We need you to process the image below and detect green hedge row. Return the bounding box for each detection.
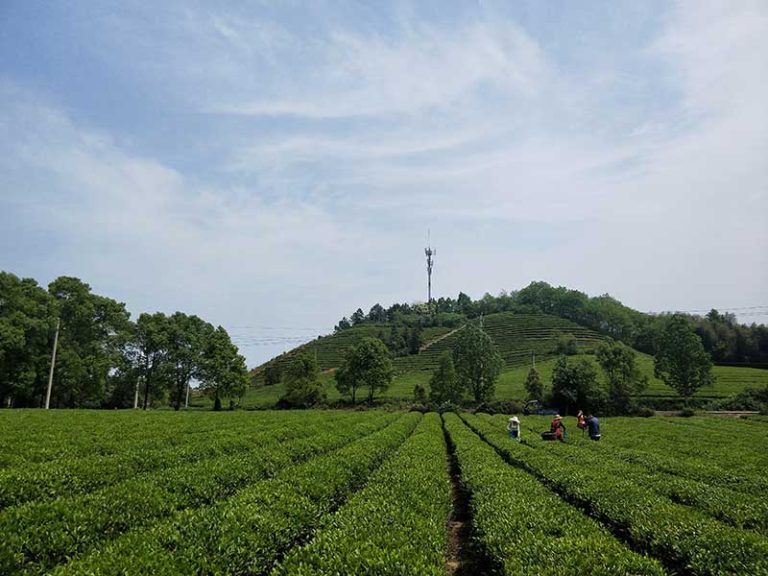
[442,413,664,575]
[54,412,422,576]
[0,412,364,510]
[0,412,396,575]
[273,412,451,575]
[465,414,768,576]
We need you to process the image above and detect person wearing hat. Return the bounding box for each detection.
[550,414,567,442]
[506,416,521,442]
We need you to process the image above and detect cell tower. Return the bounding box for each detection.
[425,231,435,305]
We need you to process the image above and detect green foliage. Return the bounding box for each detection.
[48,276,132,408]
[274,414,449,576]
[596,341,648,414]
[429,352,461,405]
[0,412,399,575]
[523,366,543,400]
[263,364,282,386]
[197,326,248,410]
[0,272,55,407]
[335,337,394,404]
[464,414,768,575]
[444,413,665,575]
[555,333,578,355]
[706,385,768,411]
[654,314,715,405]
[453,323,503,403]
[413,383,427,403]
[51,413,418,576]
[550,355,604,414]
[280,354,325,407]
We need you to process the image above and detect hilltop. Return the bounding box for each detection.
[247,282,768,408]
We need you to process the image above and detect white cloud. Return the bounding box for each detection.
[2,1,767,364]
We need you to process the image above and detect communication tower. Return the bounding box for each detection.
[425,232,435,305]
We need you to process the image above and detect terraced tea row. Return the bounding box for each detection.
[443,413,664,575]
[0,413,397,575]
[272,413,451,576]
[0,412,369,509]
[464,414,768,575]
[53,413,421,576]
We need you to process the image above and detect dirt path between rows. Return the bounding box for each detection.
[443,421,489,576]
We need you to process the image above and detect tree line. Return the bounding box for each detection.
[0,272,248,409]
[334,281,768,365]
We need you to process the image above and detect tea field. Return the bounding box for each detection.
[0,410,766,575]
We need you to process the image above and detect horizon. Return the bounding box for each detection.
[2,1,766,366]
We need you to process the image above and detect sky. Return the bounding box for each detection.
[1,0,766,367]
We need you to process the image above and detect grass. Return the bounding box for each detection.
[236,354,768,409]
[240,311,767,408]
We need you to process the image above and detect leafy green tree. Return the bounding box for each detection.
[407,324,422,355]
[555,333,578,355]
[429,352,462,404]
[596,341,648,413]
[263,364,281,386]
[413,384,427,403]
[334,337,393,404]
[0,272,55,407]
[198,326,249,411]
[334,317,351,332]
[524,366,544,401]
[280,354,325,407]
[654,314,714,405]
[368,303,388,323]
[166,313,213,410]
[453,323,503,403]
[48,276,131,408]
[550,356,604,414]
[350,308,365,325]
[131,312,171,409]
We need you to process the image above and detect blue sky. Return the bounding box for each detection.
[1,0,766,366]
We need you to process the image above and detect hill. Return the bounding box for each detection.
[251,312,606,380]
[245,283,768,409]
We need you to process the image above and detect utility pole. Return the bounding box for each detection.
[45,318,61,409]
[425,231,435,308]
[133,376,141,409]
[185,380,191,409]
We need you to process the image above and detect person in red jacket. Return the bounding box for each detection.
[550,415,567,442]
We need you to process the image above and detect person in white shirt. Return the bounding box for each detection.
[507,416,521,442]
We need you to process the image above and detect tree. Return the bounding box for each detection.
[334,317,351,332]
[48,276,131,408]
[550,356,604,415]
[368,303,388,323]
[429,352,462,404]
[0,272,55,407]
[334,337,393,404]
[165,313,212,410]
[654,314,714,405]
[413,384,427,403]
[131,312,171,409]
[524,366,544,401]
[350,308,365,326]
[407,324,422,355]
[452,323,503,403]
[280,354,325,407]
[263,364,281,386]
[198,326,249,411]
[555,334,578,355]
[596,341,648,413]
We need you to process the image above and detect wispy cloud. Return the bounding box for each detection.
[1,1,766,364]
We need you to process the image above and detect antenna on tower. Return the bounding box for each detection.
[424,230,435,309]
